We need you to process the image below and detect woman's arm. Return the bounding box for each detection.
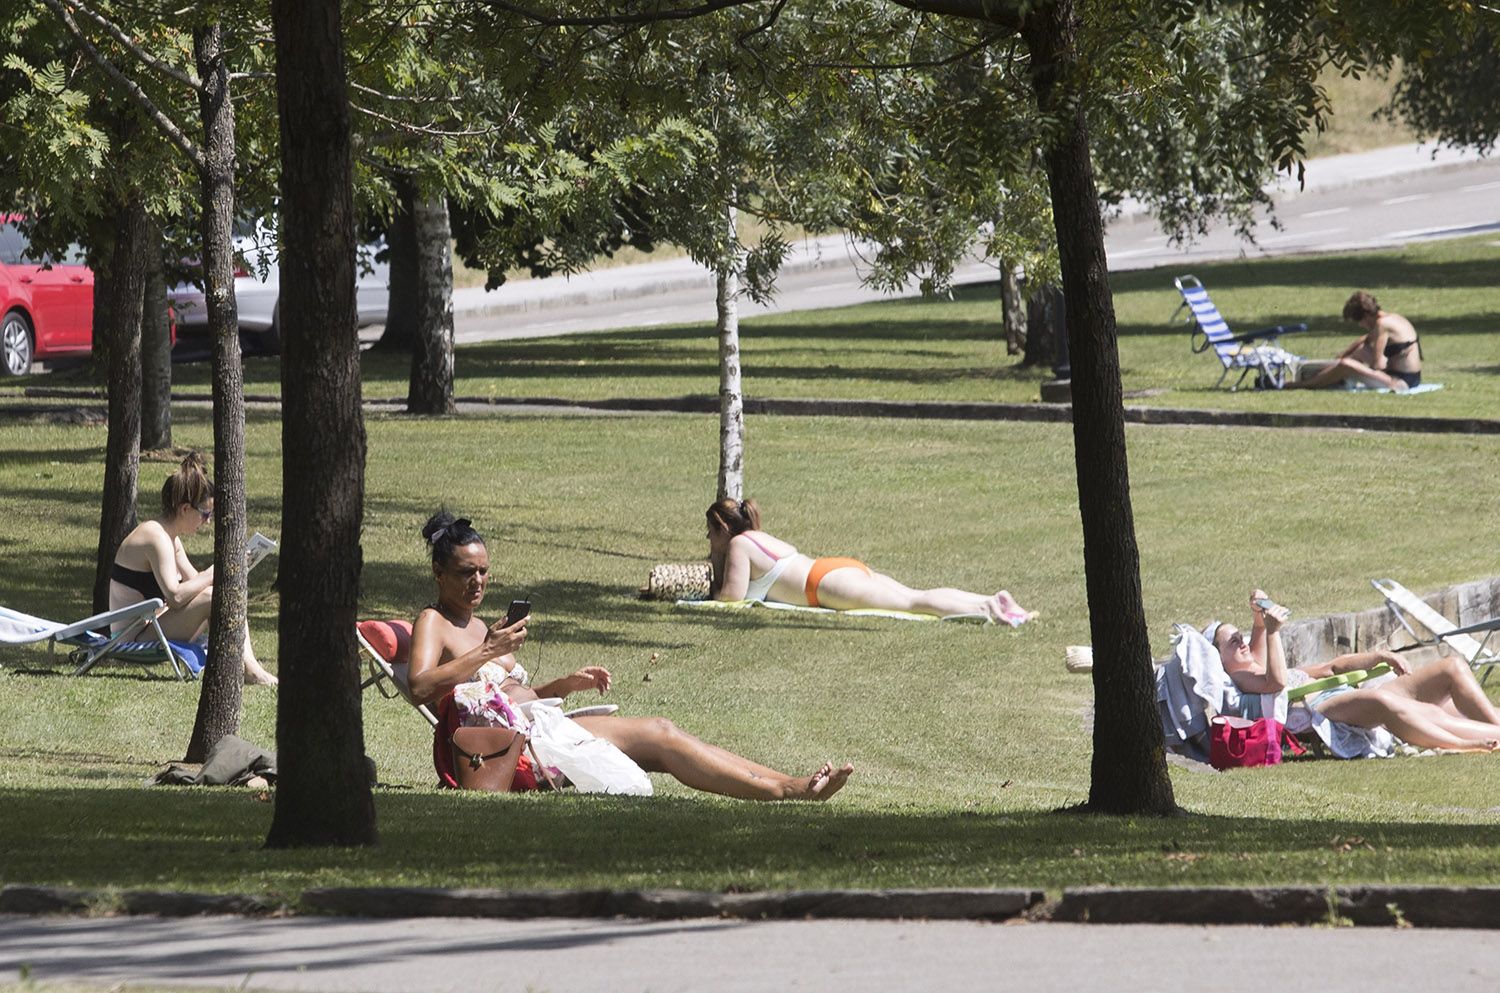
[1367,325,1390,371]
[533,666,612,699]
[712,536,751,601]
[406,610,528,707]
[1296,649,1409,679]
[144,530,213,610]
[1233,592,1289,694]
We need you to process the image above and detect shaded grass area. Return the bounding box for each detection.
[0,408,1498,894]
[19,234,1493,422]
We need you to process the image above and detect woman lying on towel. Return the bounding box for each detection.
[108,451,276,685]
[407,511,853,800]
[1209,589,1499,753]
[705,498,1036,625]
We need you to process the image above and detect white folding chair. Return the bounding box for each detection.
[1371,578,1500,684]
[0,598,196,679]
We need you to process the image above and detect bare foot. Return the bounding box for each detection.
[244,663,278,687]
[991,591,1038,627]
[790,761,853,801]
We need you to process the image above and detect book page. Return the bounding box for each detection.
[246,531,278,573]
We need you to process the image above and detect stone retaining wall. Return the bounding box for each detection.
[1280,575,1500,667]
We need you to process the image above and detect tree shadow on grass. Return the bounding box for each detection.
[4,785,1498,895]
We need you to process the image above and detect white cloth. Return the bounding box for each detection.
[525,703,653,796]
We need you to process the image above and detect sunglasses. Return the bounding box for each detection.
[1220,629,1246,651]
[196,505,213,522]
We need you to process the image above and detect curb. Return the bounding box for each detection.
[1055,885,1500,929]
[7,883,1500,928]
[13,388,1500,436]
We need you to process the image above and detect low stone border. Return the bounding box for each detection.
[10,882,1500,928]
[1055,885,1500,929]
[16,386,1500,436]
[302,886,1044,922]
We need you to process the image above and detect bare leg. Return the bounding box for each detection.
[242,622,277,686]
[814,569,1002,618]
[157,589,213,642]
[1319,691,1499,752]
[1288,356,1405,391]
[1385,656,1498,724]
[574,716,853,801]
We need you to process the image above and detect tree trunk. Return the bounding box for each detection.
[1025,0,1176,816]
[185,22,247,764]
[90,196,148,617]
[999,261,1026,356]
[140,216,173,451]
[406,187,455,414]
[716,203,744,502]
[1022,283,1055,368]
[267,0,377,848]
[372,174,418,353]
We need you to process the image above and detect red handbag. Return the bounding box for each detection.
[1209,715,1304,770]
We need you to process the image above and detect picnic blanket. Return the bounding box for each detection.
[674,598,991,623]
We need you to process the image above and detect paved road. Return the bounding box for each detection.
[5,915,1498,992]
[448,144,1500,343]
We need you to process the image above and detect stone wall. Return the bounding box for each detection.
[1280,576,1500,667]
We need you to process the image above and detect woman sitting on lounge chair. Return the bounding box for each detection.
[705,498,1036,625]
[109,452,276,685]
[1208,589,1499,752]
[407,511,853,800]
[1288,291,1422,391]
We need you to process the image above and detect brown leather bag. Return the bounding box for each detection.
[450,726,527,792]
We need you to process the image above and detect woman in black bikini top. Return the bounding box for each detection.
[107,451,277,685]
[1289,290,1422,391]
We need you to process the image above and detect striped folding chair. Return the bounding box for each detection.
[1172,275,1309,390]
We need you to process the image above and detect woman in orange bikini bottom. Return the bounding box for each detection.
[706,499,1037,625]
[803,557,871,608]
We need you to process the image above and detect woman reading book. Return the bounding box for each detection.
[108,451,277,685]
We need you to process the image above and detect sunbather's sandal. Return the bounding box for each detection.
[563,703,620,719]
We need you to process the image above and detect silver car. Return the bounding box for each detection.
[169,219,389,354]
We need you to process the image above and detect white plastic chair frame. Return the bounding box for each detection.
[1371,578,1500,685]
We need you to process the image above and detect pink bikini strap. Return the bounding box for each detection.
[743,532,780,561]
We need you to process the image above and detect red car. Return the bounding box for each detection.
[0,215,96,376]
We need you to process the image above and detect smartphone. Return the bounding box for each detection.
[1253,597,1288,617]
[505,598,531,627]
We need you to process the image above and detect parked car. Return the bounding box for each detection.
[0,215,94,376]
[1,214,180,377]
[168,218,390,354]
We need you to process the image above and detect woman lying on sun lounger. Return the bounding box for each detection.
[108,452,276,685]
[705,498,1036,625]
[1208,588,1499,753]
[1287,291,1422,391]
[407,511,853,800]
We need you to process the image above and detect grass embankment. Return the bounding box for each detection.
[1,406,1497,896]
[23,234,1492,422]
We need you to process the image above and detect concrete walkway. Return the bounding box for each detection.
[4,915,1498,993]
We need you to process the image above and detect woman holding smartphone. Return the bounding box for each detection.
[407,511,854,800]
[1206,588,1499,752]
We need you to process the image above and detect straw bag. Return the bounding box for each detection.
[640,562,713,601]
[450,726,527,791]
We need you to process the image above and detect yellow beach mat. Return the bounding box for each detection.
[673,599,993,624]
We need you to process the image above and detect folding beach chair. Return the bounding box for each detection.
[1172,275,1309,390]
[1371,578,1500,684]
[357,619,438,727]
[0,598,202,679]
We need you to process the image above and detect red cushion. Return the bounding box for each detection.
[357,619,413,664]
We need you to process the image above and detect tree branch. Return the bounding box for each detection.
[65,0,204,91]
[350,100,515,137]
[350,80,464,105]
[481,0,768,28]
[887,0,1024,33]
[38,0,205,170]
[806,30,1003,70]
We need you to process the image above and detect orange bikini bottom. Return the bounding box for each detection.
[804,557,871,608]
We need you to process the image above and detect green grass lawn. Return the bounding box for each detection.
[1,402,1497,898]
[20,234,1493,423]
